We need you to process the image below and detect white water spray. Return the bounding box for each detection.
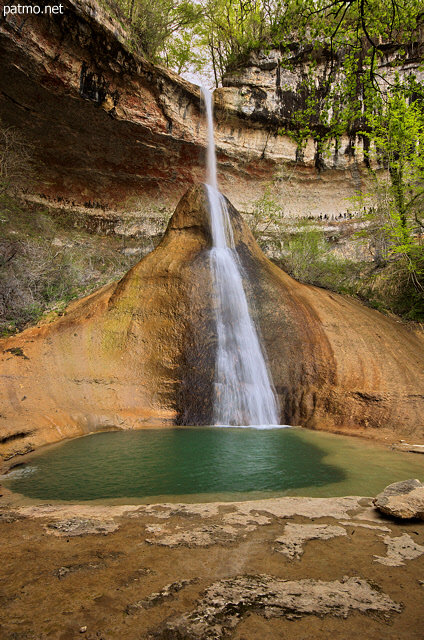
[202,87,279,426]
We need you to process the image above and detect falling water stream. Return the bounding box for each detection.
[202,87,279,426]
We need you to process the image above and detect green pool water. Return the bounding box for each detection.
[3,427,424,503]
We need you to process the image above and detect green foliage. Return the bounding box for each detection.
[363,84,424,231]
[196,0,267,84]
[353,81,424,311]
[247,187,423,320]
[272,1,423,150]
[104,0,203,70]
[270,0,422,56]
[247,186,283,242]
[285,221,332,284]
[162,30,205,75]
[246,190,364,294]
[282,220,361,291]
[354,248,424,320]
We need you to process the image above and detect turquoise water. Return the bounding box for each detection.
[3,427,424,503]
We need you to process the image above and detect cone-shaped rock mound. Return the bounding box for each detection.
[1,185,424,461]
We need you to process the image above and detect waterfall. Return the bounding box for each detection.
[201,87,279,427]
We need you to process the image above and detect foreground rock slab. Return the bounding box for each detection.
[151,574,401,639]
[1,495,423,640]
[374,533,424,567]
[373,479,424,520]
[274,523,347,559]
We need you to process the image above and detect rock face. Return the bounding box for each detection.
[373,480,424,520]
[0,0,395,222]
[220,47,424,131]
[215,45,424,218]
[1,184,424,463]
[0,0,205,213]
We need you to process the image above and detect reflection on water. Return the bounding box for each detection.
[3,427,424,503]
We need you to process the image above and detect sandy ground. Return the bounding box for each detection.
[0,489,423,640]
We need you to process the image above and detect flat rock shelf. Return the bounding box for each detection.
[1,492,424,640]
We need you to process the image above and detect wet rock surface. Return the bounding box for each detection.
[373,533,424,567]
[0,495,423,640]
[373,479,424,520]
[145,523,239,548]
[126,579,196,614]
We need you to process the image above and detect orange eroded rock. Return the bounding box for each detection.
[1,185,423,464]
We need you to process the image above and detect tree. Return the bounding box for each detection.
[271,0,423,76]
[198,0,266,84]
[359,83,424,295]
[106,0,203,65]
[188,0,424,86]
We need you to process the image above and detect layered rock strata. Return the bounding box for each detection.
[0,0,204,213]
[0,0,409,222]
[1,184,423,464]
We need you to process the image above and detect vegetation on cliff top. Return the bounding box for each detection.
[105,0,423,82]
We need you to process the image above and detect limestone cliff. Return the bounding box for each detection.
[0,0,407,223]
[1,184,423,465]
[0,0,205,215]
[215,44,424,218]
